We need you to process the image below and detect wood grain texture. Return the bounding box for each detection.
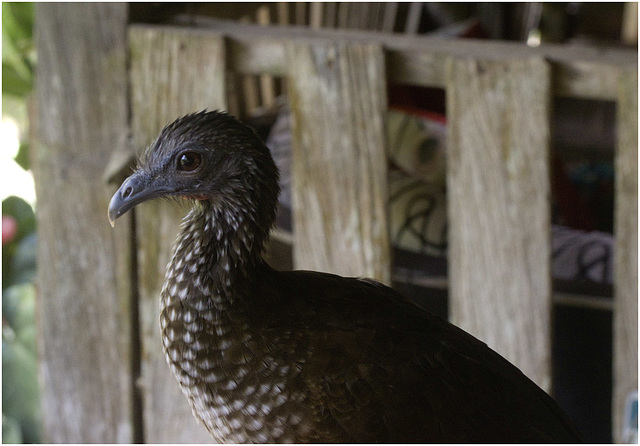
[446,57,553,392]
[287,41,391,284]
[33,3,132,442]
[612,69,638,443]
[163,18,637,100]
[129,26,227,443]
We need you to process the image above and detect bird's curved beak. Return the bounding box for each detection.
[108,171,169,227]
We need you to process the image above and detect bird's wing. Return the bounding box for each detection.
[252,266,583,443]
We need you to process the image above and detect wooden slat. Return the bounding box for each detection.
[381,3,399,32]
[309,2,323,29]
[239,16,261,115]
[446,57,553,392]
[33,3,133,442]
[367,2,382,30]
[337,2,350,28]
[622,2,638,45]
[128,26,227,443]
[256,6,277,109]
[163,18,637,100]
[287,41,391,284]
[612,69,638,443]
[276,2,289,25]
[295,2,307,25]
[323,2,337,28]
[405,2,423,34]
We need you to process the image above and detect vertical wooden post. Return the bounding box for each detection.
[128,26,227,443]
[446,57,553,391]
[287,42,391,284]
[33,4,132,442]
[612,69,638,443]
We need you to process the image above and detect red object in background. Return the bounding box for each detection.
[2,215,18,245]
[551,152,597,231]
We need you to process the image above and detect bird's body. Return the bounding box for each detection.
[109,111,583,443]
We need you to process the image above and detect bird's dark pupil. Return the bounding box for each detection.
[178,152,201,171]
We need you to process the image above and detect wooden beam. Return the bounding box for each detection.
[405,2,423,34]
[33,3,132,442]
[256,5,277,109]
[612,69,638,444]
[287,41,391,284]
[160,17,636,100]
[446,57,553,392]
[128,26,227,443]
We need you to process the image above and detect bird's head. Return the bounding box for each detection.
[108,110,280,228]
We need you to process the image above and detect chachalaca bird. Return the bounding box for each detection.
[108,110,583,443]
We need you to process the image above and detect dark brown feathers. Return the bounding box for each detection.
[109,110,583,443]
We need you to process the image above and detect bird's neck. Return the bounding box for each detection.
[159,200,270,421]
[162,200,268,311]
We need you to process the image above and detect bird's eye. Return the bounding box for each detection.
[177,152,202,172]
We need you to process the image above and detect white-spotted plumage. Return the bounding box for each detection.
[109,111,584,443]
[159,203,309,443]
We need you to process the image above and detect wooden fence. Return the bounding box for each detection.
[33,3,636,443]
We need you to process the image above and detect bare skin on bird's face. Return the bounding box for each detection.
[109,110,584,443]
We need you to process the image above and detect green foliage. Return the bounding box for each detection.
[3,196,36,290]
[2,2,35,100]
[2,331,42,443]
[3,283,37,354]
[14,141,30,171]
[3,5,39,442]
[2,196,35,243]
[3,414,23,444]
[3,2,35,171]
[3,196,40,444]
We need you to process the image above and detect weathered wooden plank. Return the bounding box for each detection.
[381,3,399,32]
[446,57,553,392]
[162,18,637,100]
[405,2,423,34]
[129,26,227,443]
[287,41,391,284]
[612,69,638,444]
[256,5,277,109]
[33,3,132,442]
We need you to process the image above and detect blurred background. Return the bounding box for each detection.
[2,2,39,443]
[2,2,636,444]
